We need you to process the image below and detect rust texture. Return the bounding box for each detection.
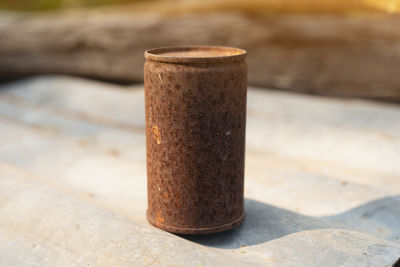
[144,46,247,234]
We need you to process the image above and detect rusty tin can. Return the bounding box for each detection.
[144,45,247,234]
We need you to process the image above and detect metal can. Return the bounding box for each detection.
[144,45,247,234]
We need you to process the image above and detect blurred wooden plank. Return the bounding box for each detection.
[2,11,400,100]
[2,0,400,13]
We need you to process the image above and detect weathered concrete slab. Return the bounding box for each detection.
[0,75,399,266]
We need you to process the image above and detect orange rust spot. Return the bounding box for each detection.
[107,148,120,157]
[79,138,89,147]
[156,210,164,224]
[151,125,162,144]
[163,192,169,198]
[85,192,95,198]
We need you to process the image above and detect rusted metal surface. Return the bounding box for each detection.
[144,46,247,234]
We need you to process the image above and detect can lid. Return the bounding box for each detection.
[145,45,246,64]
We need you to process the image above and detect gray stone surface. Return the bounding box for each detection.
[0,75,399,266]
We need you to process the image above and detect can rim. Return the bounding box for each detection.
[145,45,247,64]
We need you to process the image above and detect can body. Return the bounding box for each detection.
[144,46,247,234]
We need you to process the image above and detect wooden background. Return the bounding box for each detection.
[1,0,400,100]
